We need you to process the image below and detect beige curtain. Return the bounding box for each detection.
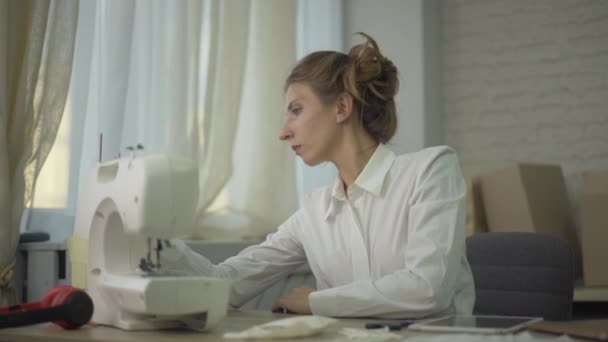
[0,0,78,305]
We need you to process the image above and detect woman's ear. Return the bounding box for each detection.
[335,92,353,123]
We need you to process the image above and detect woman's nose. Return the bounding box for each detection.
[279,123,292,141]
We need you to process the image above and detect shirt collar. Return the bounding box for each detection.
[354,144,396,197]
[324,144,396,220]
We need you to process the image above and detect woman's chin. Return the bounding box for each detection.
[300,155,323,167]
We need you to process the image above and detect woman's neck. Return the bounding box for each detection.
[334,131,378,190]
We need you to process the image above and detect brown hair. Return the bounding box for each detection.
[285,33,399,143]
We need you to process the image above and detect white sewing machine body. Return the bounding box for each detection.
[75,154,231,331]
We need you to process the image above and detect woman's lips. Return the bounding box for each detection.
[291,145,301,153]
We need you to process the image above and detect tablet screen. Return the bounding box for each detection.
[423,316,535,329]
[409,315,543,334]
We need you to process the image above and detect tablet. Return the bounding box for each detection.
[408,315,543,334]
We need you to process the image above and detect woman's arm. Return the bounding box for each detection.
[162,212,308,308]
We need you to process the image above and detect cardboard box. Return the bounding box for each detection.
[465,176,487,236]
[479,164,581,263]
[581,171,608,286]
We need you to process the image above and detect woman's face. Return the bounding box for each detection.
[280,82,340,166]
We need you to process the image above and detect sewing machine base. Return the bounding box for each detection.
[90,274,231,331]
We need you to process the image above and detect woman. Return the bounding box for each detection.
[168,33,475,319]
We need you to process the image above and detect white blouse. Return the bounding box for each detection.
[170,144,475,319]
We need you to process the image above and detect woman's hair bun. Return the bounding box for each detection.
[344,32,399,104]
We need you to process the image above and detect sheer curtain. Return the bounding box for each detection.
[66,0,302,242]
[71,0,251,240]
[197,0,299,240]
[0,0,78,305]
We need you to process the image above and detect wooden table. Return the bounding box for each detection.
[0,310,583,341]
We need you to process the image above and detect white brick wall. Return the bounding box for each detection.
[442,0,608,229]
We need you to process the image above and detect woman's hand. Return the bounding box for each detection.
[271,286,315,315]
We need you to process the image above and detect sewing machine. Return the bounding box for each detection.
[72,153,231,331]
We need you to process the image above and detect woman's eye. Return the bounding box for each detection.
[292,108,302,115]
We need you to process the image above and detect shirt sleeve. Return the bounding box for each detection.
[163,211,306,307]
[309,148,468,318]
[219,212,308,307]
